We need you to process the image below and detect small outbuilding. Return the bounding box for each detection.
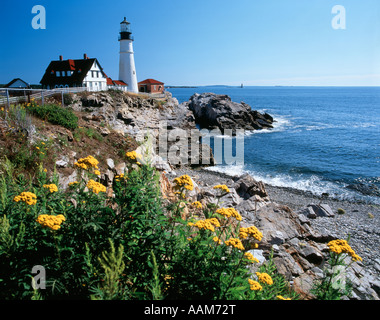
[4,78,31,89]
[138,79,164,94]
[4,78,31,97]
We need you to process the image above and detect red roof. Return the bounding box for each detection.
[68,59,75,70]
[138,78,164,85]
[113,80,127,86]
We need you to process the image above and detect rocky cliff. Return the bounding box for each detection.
[3,89,377,300]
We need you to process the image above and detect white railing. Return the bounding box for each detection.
[0,86,167,107]
[0,87,92,107]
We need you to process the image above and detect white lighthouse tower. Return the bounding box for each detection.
[119,17,138,93]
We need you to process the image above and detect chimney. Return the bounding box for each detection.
[59,55,63,61]
[84,53,88,59]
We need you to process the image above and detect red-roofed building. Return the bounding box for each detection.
[40,54,109,91]
[138,79,164,94]
[105,76,128,91]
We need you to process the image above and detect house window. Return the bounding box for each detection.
[56,71,61,77]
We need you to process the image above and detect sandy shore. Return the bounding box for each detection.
[172,167,380,276]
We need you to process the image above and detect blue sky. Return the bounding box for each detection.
[0,0,379,86]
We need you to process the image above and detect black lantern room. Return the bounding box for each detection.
[119,17,134,41]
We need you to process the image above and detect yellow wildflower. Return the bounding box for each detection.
[173,175,194,191]
[13,192,37,206]
[43,184,58,193]
[256,272,273,285]
[94,170,101,176]
[327,239,362,262]
[36,214,66,231]
[74,155,99,171]
[248,279,262,291]
[213,236,222,245]
[68,181,79,187]
[191,201,202,209]
[188,218,220,232]
[239,226,263,241]
[213,184,230,194]
[225,238,245,251]
[86,179,106,194]
[125,151,142,162]
[277,295,292,300]
[244,252,259,263]
[216,208,242,221]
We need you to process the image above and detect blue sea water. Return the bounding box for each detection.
[169,86,380,204]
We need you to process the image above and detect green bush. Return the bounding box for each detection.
[0,156,298,300]
[337,208,346,215]
[27,101,78,130]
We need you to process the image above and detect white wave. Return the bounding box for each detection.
[204,165,380,204]
[205,165,246,177]
[246,114,292,135]
[292,122,377,132]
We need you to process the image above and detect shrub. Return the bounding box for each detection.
[26,101,78,130]
[337,208,346,215]
[0,156,299,300]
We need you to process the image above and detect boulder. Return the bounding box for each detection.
[299,245,324,265]
[233,173,269,200]
[187,93,274,133]
[254,203,306,245]
[299,204,335,218]
[106,158,115,170]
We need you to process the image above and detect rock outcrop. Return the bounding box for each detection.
[176,169,380,300]
[184,92,274,132]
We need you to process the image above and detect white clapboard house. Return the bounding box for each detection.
[40,54,127,91]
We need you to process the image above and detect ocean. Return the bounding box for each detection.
[168,86,380,205]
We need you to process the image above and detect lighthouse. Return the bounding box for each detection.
[119,17,138,93]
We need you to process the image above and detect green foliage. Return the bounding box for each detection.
[73,126,103,142]
[0,156,302,300]
[27,101,78,130]
[311,251,353,300]
[90,239,126,300]
[337,208,346,215]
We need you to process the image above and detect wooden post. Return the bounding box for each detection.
[61,90,64,107]
[6,89,10,108]
[41,90,44,105]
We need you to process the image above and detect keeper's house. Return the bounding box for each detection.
[138,79,164,94]
[40,54,127,91]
